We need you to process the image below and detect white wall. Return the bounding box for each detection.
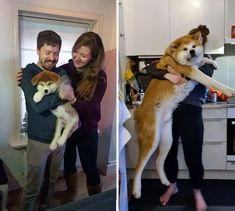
[0,0,116,179]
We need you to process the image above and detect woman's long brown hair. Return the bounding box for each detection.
[73,32,105,101]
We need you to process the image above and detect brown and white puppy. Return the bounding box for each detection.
[31,70,79,150]
[132,32,235,199]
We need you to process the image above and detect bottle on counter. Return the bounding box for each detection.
[211,91,217,103]
[136,89,144,105]
[139,89,144,101]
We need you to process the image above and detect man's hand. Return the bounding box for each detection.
[16,69,23,86]
[164,66,186,85]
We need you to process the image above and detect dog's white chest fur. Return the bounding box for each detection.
[160,80,197,115]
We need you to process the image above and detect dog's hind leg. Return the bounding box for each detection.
[156,118,173,186]
[57,116,77,146]
[133,117,161,199]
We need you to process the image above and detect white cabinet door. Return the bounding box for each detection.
[225,0,235,43]
[122,0,170,55]
[170,0,224,54]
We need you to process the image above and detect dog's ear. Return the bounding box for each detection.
[191,31,203,45]
[31,73,41,86]
[166,41,178,56]
[50,71,60,82]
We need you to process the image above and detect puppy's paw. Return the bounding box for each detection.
[49,142,58,151]
[57,137,66,146]
[33,92,44,103]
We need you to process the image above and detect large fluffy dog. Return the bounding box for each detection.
[31,70,79,150]
[132,32,235,198]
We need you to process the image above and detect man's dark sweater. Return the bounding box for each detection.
[21,63,66,143]
[60,59,107,133]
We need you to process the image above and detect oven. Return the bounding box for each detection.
[227,108,235,161]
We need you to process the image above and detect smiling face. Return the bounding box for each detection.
[37,43,60,70]
[72,46,92,70]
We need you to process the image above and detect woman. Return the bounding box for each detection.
[59,31,107,198]
[147,25,214,211]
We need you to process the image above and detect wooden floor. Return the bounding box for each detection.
[0,170,116,211]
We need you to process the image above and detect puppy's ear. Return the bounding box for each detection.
[166,41,177,56]
[51,72,60,82]
[191,32,203,44]
[31,74,41,85]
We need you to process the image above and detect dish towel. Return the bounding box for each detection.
[119,99,132,211]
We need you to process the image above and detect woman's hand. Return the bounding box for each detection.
[16,69,23,86]
[59,84,77,103]
[164,66,186,85]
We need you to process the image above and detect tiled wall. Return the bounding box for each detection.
[213,44,235,89]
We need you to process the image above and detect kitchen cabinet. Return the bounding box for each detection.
[178,107,227,170]
[122,0,224,56]
[170,0,224,54]
[225,0,235,43]
[125,105,228,178]
[122,0,170,55]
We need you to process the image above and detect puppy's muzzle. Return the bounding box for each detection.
[44,89,49,94]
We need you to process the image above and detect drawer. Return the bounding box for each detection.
[203,119,226,142]
[178,142,226,170]
[203,108,226,119]
[227,108,235,118]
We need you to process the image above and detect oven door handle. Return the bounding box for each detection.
[204,140,224,145]
[231,121,235,125]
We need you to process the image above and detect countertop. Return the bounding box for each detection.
[203,101,235,109]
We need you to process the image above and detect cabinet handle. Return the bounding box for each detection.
[231,121,235,125]
[203,141,224,145]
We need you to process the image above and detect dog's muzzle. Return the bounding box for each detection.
[190,49,196,57]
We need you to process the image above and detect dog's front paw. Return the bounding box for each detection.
[211,61,218,70]
[33,92,44,103]
[224,90,233,98]
[49,142,58,151]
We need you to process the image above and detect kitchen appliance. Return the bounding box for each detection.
[227,108,235,161]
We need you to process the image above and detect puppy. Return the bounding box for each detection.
[132,32,235,199]
[31,70,79,150]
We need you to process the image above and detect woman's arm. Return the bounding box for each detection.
[146,62,186,85]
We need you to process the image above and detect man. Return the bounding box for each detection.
[20,30,73,210]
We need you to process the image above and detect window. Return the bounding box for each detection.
[213,44,235,90]
[19,13,90,138]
